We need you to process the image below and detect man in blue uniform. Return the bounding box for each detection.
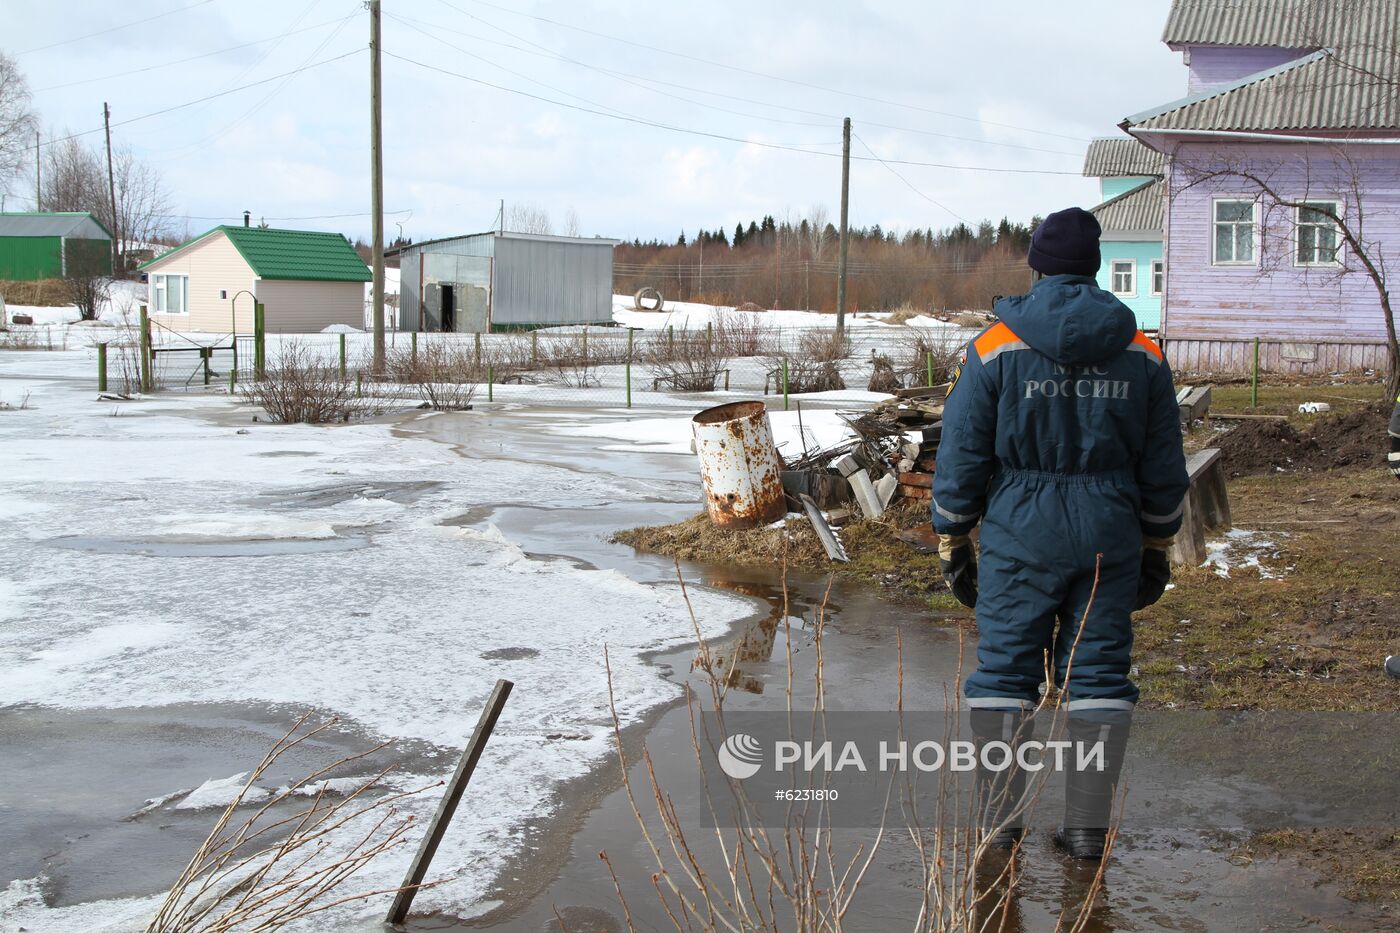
[933,207,1189,859]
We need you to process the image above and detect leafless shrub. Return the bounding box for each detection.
[645,327,729,391]
[145,713,437,933]
[0,327,47,350]
[711,309,775,358]
[535,330,610,388]
[797,327,852,363]
[868,354,901,394]
[898,329,962,386]
[386,340,478,410]
[241,341,388,424]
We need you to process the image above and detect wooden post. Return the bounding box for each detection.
[1251,336,1260,408]
[487,364,493,402]
[926,351,934,387]
[96,343,108,392]
[668,324,674,357]
[706,321,712,351]
[385,679,513,926]
[836,116,851,336]
[253,302,266,380]
[474,331,482,369]
[782,357,790,411]
[411,330,418,362]
[369,0,386,373]
[530,330,538,366]
[582,326,589,364]
[138,305,152,393]
[625,327,633,408]
[339,333,347,379]
[355,370,362,397]
[202,347,211,386]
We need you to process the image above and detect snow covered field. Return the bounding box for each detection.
[0,347,754,929]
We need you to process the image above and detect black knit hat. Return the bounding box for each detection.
[1028,207,1102,277]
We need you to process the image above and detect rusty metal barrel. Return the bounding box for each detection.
[692,401,787,529]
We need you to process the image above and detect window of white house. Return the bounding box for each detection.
[1213,199,1257,265]
[1110,260,1136,296]
[1296,201,1341,266]
[152,274,189,314]
[1151,260,1164,296]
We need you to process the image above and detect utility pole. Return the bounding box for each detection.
[34,129,41,209]
[836,117,851,335]
[499,198,504,234]
[369,0,386,372]
[103,102,120,276]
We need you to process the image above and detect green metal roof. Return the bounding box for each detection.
[141,226,371,282]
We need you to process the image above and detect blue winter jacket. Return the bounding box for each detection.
[932,274,1189,540]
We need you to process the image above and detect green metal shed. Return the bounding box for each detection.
[0,212,113,280]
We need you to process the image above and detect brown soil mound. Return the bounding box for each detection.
[1218,401,1391,477]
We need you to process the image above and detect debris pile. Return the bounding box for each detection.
[778,383,946,526]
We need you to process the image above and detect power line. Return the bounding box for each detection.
[853,131,966,224]
[385,51,1083,176]
[32,14,358,92]
[419,4,1083,158]
[18,0,216,56]
[447,0,1090,144]
[35,49,363,152]
[147,7,361,159]
[385,14,838,150]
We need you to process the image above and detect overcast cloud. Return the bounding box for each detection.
[6,0,1183,243]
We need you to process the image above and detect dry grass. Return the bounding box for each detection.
[0,278,71,307]
[597,558,1112,931]
[146,713,437,932]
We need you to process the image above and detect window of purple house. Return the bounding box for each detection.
[1296,201,1342,266]
[1213,199,1257,265]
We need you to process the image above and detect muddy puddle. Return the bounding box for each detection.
[406,408,1394,933]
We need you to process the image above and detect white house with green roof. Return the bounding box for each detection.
[139,225,370,333]
[1083,138,1166,330]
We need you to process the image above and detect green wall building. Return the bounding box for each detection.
[0,212,113,281]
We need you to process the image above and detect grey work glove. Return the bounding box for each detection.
[939,533,978,609]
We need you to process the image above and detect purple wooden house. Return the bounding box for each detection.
[1121,0,1400,375]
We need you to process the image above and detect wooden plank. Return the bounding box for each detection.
[386,679,513,926]
[895,382,951,400]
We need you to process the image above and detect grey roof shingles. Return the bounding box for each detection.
[1091,180,1164,235]
[0,212,112,240]
[1082,138,1166,177]
[1131,0,1400,132]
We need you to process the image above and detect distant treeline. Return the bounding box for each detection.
[614,214,1042,313]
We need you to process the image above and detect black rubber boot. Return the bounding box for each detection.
[970,708,1030,850]
[1055,710,1132,861]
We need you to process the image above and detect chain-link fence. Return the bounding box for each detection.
[217,322,974,411]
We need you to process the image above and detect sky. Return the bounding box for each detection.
[5,0,1184,244]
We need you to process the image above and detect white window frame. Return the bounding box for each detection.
[1294,199,1343,268]
[1150,259,1164,296]
[1211,197,1259,266]
[152,273,189,314]
[1110,259,1137,297]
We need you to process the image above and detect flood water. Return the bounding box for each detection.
[407,406,1394,933]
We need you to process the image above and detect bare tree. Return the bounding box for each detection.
[563,206,581,238]
[38,134,105,215]
[39,135,173,273]
[506,202,552,235]
[111,144,174,271]
[0,52,36,200]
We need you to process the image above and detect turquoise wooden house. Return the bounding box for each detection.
[1083,139,1165,330]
